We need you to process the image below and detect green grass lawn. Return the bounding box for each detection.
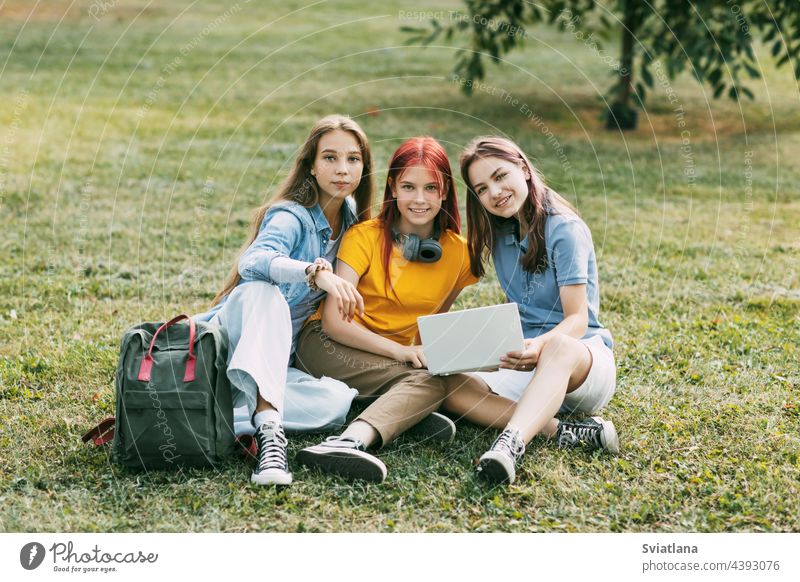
[1,0,798,532]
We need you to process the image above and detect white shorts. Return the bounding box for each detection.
[472,335,616,415]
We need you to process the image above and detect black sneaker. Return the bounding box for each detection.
[555,416,619,454]
[251,421,292,486]
[405,412,456,443]
[476,428,526,485]
[296,436,387,483]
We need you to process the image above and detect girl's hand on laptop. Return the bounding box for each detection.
[394,345,427,369]
[500,337,545,371]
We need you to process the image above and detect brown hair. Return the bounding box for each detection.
[212,115,373,305]
[459,136,577,279]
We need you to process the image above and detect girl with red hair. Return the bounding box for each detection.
[293,136,477,482]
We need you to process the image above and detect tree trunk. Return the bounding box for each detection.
[606,0,639,130]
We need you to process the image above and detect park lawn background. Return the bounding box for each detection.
[0,0,798,532]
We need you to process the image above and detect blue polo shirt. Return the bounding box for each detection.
[492,211,613,349]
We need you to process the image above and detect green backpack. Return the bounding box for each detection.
[107,314,235,469]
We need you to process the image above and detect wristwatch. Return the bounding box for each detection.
[305,258,333,291]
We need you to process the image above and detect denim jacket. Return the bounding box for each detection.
[196,197,358,324]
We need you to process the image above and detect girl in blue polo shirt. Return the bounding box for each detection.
[443,136,619,485]
[196,115,373,486]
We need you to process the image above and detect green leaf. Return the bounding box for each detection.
[641,64,654,88]
[743,62,761,78]
[635,82,647,103]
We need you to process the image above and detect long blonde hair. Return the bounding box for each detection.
[212,115,373,305]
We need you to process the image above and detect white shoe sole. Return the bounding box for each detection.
[296,446,387,483]
[476,450,516,485]
[251,469,293,486]
[592,416,620,454]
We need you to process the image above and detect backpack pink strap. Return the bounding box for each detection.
[236,434,258,459]
[137,314,196,383]
[81,417,116,446]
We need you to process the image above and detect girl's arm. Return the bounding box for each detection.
[314,268,364,323]
[500,283,589,369]
[321,261,427,368]
[238,209,362,319]
[539,283,589,340]
[238,210,310,285]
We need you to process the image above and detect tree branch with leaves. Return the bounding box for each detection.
[403,0,800,130]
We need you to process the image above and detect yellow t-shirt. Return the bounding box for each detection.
[328,218,479,346]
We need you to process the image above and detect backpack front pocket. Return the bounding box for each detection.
[119,390,213,468]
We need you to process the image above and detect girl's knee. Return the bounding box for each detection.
[235,280,281,301]
[233,281,291,314]
[441,376,488,406]
[443,374,483,397]
[540,333,585,364]
[406,370,447,398]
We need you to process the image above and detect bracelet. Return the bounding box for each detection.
[305,258,332,291]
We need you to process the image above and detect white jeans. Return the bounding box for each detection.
[211,281,292,416]
[210,280,357,432]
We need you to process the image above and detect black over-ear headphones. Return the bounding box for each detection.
[392,221,442,263]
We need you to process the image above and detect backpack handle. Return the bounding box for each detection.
[137,314,196,383]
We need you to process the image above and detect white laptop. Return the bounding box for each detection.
[418,303,524,376]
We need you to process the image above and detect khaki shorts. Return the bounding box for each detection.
[472,335,616,415]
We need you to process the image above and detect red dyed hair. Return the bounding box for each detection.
[378,137,461,295]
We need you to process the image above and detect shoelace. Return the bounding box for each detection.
[558,423,601,448]
[256,424,288,472]
[491,429,525,460]
[323,436,365,450]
